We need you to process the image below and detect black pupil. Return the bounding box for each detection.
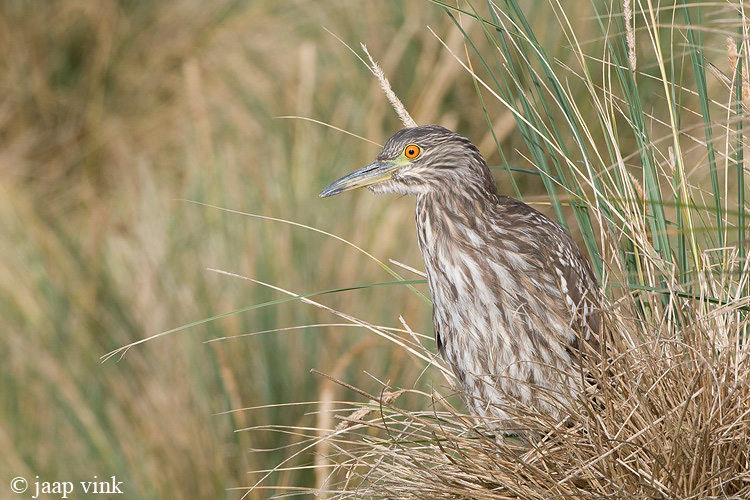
[408,147,415,156]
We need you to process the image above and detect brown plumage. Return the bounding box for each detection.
[320,125,600,429]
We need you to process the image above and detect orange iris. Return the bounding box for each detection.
[404,144,421,159]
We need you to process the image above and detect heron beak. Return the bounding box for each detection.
[319,160,399,197]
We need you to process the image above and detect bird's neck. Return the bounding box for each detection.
[414,188,496,258]
[415,185,496,224]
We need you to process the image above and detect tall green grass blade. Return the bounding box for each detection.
[732,29,747,299]
[591,0,672,284]
[442,9,523,199]
[681,1,723,249]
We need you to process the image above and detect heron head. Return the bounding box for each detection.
[320,125,496,198]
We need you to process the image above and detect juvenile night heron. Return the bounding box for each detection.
[320,125,600,428]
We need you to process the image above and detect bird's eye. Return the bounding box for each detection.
[404,144,421,159]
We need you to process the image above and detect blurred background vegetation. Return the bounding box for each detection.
[1,0,742,498]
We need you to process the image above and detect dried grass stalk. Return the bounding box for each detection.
[314,289,750,499]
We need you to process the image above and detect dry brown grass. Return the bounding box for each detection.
[279,270,750,499]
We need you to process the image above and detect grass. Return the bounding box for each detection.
[2,0,748,498]
[246,0,750,498]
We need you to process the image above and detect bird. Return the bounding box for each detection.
[320,125,601,429]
